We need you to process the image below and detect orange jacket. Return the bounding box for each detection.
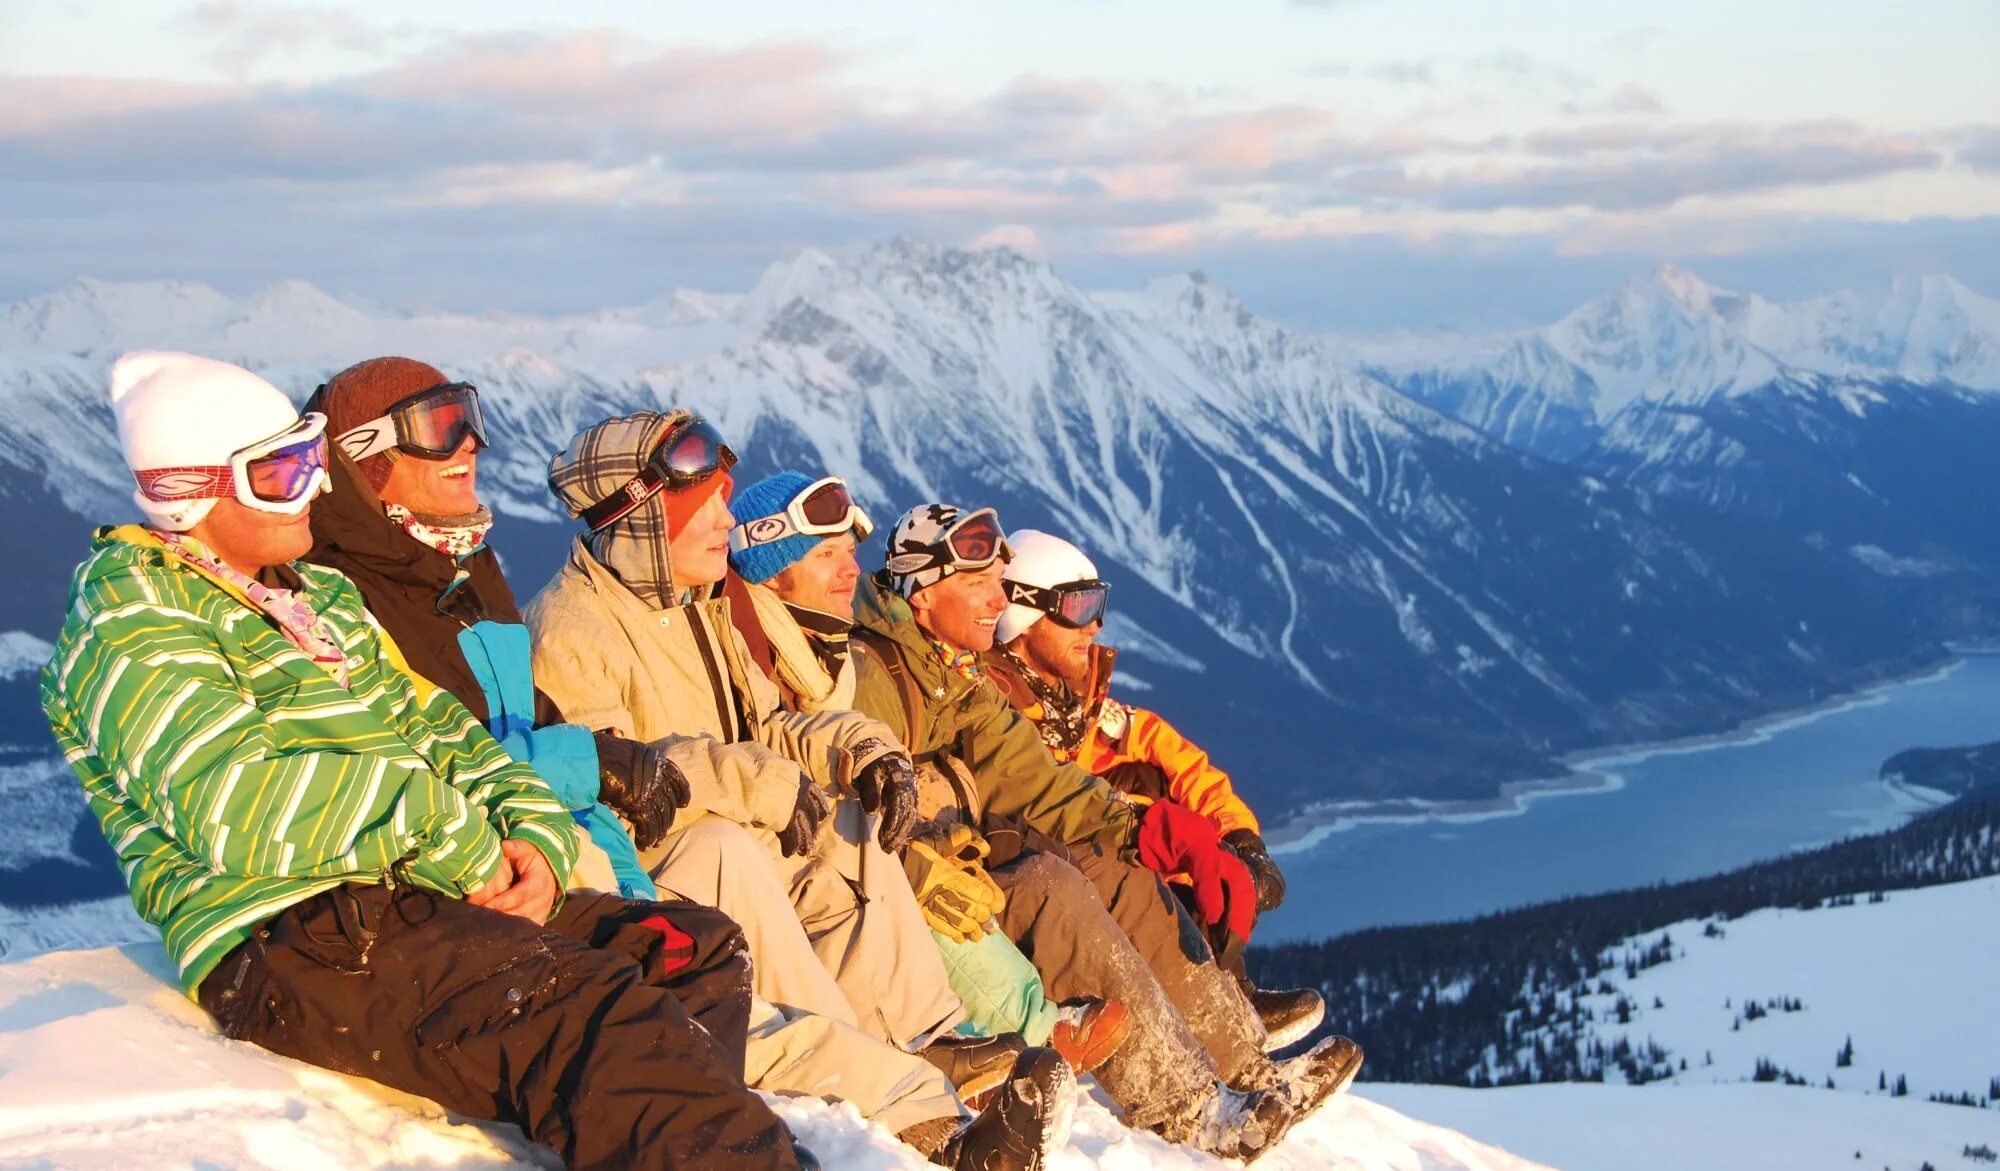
[981,645,1260,838]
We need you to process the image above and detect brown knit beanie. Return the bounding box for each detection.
[317,356,451,491]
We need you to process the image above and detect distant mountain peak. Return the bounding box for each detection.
[1649,261,1720,313]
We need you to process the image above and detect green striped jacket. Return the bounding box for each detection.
[41,525,580,997]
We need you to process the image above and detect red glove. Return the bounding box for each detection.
[1135,800,1256,944]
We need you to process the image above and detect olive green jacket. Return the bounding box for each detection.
[850,572,1137,851]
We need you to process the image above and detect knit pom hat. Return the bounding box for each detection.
[996,529,1099,644]
[316,356,450,491]
[728,471,828,584]
[110,350,305,532]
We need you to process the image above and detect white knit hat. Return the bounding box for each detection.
[996,529,1099,645]
[110,351,304,531]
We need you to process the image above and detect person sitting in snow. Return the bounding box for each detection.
[722,469,1134,1077]
[39,352,809,1171]
[301,359,1059,1165]
[522,410,1071,1168]
[848,501,1367,1161]
[978,528,1325,1048]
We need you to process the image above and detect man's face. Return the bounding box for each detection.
[379,434,480,516]
[767,533,861,620]
[190,496,316,575]
[1016,612,1100,690]
[910,562,1008,652]
[668,488,734,588]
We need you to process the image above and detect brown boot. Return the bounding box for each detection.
[934,1047,1075,1171]
[920,1031,1028,1103]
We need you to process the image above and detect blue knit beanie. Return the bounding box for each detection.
[728,470,827,583]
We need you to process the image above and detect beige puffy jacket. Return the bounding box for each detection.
[525,537,899,869]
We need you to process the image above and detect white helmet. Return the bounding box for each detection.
[997,529,1100,644]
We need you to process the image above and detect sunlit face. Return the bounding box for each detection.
[767,533,861,620]
[669,488,735,588]
[379,434,480,516]
[1015,612,1100,690]
[187,496,316,576]
[910,562,1008,653]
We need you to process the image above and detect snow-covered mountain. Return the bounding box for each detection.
[1362,267,2000,635]
[0,244,1953,825]
[1362,265,2000,455]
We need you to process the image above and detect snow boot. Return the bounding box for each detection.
[1048,996,1130,1075]
[921,1031,1028,1104]
[1251,985,1326,1052]
[1273,1034,1364,1119]
[1182,1081,1296,1163]
[934,1046,1076,1171]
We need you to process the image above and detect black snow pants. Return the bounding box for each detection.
[197,884,800,1171]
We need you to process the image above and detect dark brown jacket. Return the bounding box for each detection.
[304,448,543,726]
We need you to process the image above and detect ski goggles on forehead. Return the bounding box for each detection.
[580,415,738,532]
[333,382,487,462]
[729,475,875,553]
[1005,577,1110,630]
[888,507,1013,579]
[135,412,331,516]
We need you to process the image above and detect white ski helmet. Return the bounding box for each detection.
[997,529,1100,645]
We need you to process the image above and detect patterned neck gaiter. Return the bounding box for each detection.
[930,638,985,682]
[154,531,351,688]
[384,501,492,559]
[1001,646,1091,760]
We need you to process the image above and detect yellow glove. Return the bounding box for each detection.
[902,823,1008,943]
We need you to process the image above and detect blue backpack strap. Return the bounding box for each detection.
[457,621,657,899]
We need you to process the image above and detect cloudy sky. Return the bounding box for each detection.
[3,0,1996,329]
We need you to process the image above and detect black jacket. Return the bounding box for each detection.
[305,447,541,726]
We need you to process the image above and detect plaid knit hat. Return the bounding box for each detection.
[728,471,827,584]
[315,356,448,491]
[549,410,732,607]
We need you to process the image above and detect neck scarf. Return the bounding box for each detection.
[743,582,853,711]
[384,500,493,612]
[154,531,351,688]
[384,501,492,560]
[931,638,984,682]
[787,602,854,685]
[1000,645,1091,760]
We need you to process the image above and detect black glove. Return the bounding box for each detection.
[778,775,836,857]
[849,739,921,854]
[593,733,692,850]
[1222,829,1286,913]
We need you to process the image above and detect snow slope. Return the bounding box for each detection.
[1534,874,2000,1107]
[1368,1081,2000,1171]
[0,943,1549,1171]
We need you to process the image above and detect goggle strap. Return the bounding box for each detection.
[580,463,666,532]
[335,416,402,462]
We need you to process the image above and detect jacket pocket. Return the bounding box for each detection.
[279,885,395,975]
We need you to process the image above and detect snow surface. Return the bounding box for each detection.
[0,943,1550,1171]
[1527,874,2000,1107]
[1368,1081,2000,1171]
